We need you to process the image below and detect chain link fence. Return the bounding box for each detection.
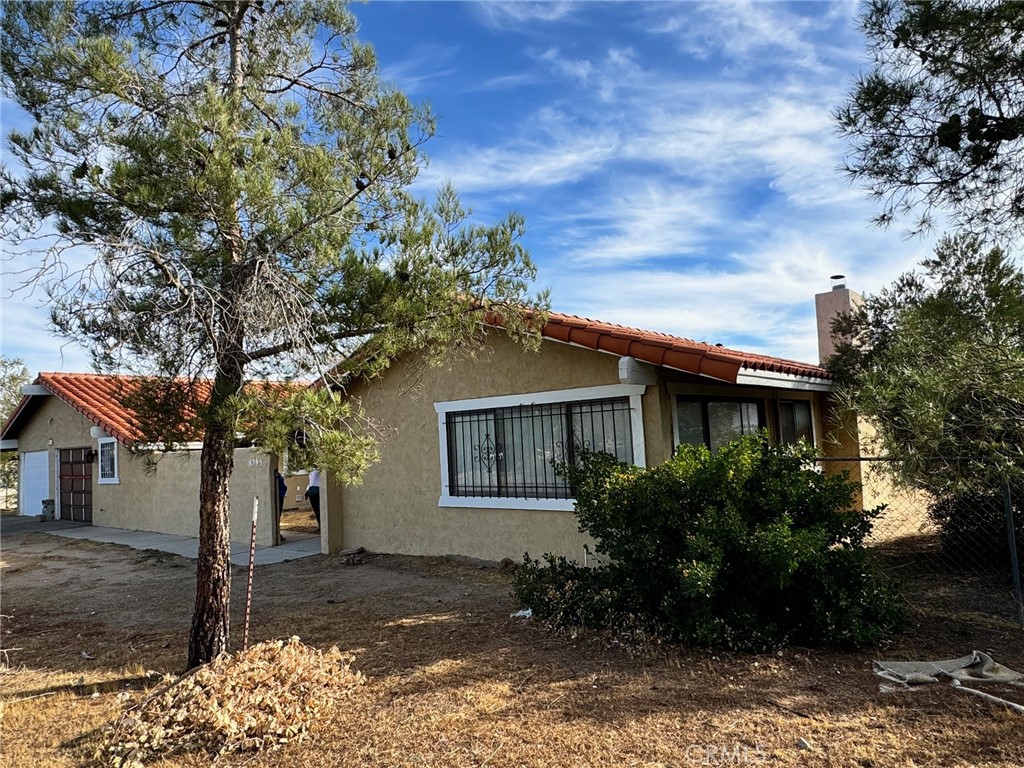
[821,457,1024,631]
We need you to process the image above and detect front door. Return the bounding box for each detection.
[59,448,93,523]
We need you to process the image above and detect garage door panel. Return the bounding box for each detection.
[20,451,49,517]
[58,448,92,523]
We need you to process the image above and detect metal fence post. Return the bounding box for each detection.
[1002,478,1024,630]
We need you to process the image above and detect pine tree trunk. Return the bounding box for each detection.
[186,337,246,669]
[186,413,235,669]
[186,3,249,671]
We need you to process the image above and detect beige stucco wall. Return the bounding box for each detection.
[327,334,841,563]
[14,395,274,546]
[329,335,625,562]
[282,473,308,511]
[849,417,933,540]
[15,395,95,502]
[100,446,275,546]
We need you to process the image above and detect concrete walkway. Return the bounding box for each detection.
[0,514,320,566]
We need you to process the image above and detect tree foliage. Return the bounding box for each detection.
[513,436,902,651]
[828,233,1024,493]
[0,356,31,496]
[836,0,1024,238]
[0,356,30,422]
[1,0,544,667]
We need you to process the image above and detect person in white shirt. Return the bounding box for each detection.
[304,469,321,529]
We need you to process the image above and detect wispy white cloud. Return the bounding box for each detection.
[541,209,937,364]
[474,1,578,28]
[538,46,593,82]
[626,91,856,208]
[377,43,460,94]
[401,2,936,365]
[654,1,834,74]
[549,179,725,263]
[464,72,539,92]
[535,45,642,102]
[419,107,618,193]
[0,1,941,375]
[419,136,615,193]
[0,302,93,373]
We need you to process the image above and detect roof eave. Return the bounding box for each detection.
[734,368,834,392]
[0,393,36,440]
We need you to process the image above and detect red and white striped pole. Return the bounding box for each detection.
[242,496,258,651]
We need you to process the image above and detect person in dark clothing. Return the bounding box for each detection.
[304,468,321,528]
[275,469,288,542]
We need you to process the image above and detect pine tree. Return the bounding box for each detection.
[836,0,1024,239]
[1,0,544,669]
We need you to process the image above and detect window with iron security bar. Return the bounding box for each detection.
[446,397,634,499]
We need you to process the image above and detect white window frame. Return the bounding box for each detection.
[435,384,647,511]
[97,437,119,484]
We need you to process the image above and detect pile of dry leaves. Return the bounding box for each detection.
[95,636,364,767]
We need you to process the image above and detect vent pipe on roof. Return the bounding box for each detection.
[830,274,847,291]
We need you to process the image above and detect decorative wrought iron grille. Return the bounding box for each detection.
[446,396,634,499]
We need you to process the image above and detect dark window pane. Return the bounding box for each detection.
[676,400,705,446]
[677,398,763,452]
[779,400,813,445]
[708,401,760,452]
[99,443,116,479]
[448,410,500,496]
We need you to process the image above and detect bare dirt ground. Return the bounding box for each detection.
[1,516,1023,768]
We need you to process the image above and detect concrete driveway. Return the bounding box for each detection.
[0,514,320,565]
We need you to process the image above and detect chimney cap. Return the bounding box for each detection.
[830,274,847,290]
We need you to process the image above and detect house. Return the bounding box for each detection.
[0,372,281,547]
[319,305,857,563]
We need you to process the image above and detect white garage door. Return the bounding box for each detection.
[20,451,49,517]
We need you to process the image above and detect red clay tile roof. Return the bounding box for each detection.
[516,310,829,383]
[0,373,205,445]
[1,373,301,446]
[320,307,830,387]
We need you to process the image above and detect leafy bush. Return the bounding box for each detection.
[513,554,623,631]
[513,435,903,651]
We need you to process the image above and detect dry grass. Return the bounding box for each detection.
[280,508,319,535]
[1,528,1022,768]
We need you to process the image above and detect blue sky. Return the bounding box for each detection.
[2,0,941,375]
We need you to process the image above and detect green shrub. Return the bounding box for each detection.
[929,488,1021,566]
[512,435,903,651]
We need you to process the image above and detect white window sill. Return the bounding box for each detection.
[97,477,120,485]
[439,495,576,512]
